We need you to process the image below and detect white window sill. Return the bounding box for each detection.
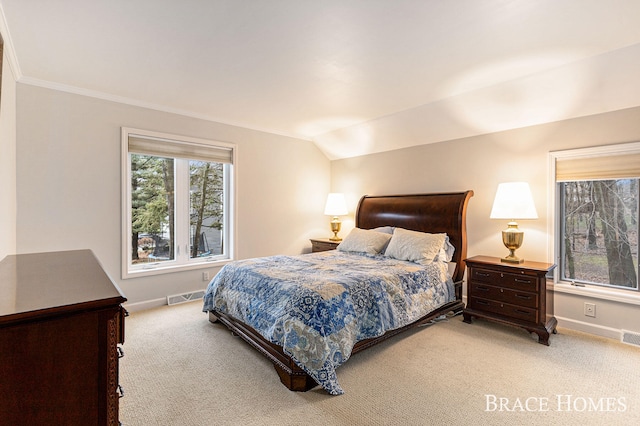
[552,281,640,306]
[123,258,232,279]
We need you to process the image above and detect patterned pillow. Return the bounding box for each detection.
[384,228,448,264]
[337,228,393,255]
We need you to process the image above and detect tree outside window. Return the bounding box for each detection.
[189,160,224,259]
[560,179,638,290]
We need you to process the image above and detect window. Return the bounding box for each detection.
[122,128,235,278]
[551,143,639,291]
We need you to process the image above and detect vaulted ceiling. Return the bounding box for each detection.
[2,0,640,159]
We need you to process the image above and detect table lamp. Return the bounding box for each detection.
[490,182,538,263]
[324,193,348,241]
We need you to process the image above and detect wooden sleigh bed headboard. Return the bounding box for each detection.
[356,191,474,283]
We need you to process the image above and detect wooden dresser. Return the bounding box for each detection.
[0,250,127,425]
[463,255,556,345]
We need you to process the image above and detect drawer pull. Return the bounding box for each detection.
[476,300,490,306]
[477,286,489,291]
[514,278,532,284]
[515,294,532,300]
[515,309,531,315]
[117,385,125,398]
[476,272,491,277]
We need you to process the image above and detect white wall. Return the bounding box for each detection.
[11,68,640,338]
[330,106,640,338]
[15,84,330,306]
[0,43,17,260]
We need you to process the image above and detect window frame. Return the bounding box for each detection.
[549,142,640,302]
[121,127,236,279]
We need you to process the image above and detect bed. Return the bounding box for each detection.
[203,191,473,394]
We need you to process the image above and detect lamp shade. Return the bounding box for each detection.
[324,193,348,216]
[490,182,538,220]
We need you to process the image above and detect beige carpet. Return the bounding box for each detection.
[120,301,640,426]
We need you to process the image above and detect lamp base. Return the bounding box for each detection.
[329,216,342,242]
[501,254,524,264]
[500,223,524,264]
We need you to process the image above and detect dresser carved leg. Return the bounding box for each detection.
[535,330,550,346]
[462,312,473,324]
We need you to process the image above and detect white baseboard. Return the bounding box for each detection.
[123,298,166,313]
[555,315,622,340]
[126,299,622,342]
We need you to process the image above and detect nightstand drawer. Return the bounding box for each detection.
[470,297,538,323]
[470,284,538,309]
[470,267,539,292]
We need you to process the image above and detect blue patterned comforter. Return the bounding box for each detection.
[202,250,455,395]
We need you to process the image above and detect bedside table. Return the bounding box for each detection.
[462,255,557,345]
[310,238,340,253]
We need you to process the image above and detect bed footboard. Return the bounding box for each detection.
[212,309,318,391]
[209,297,463,392]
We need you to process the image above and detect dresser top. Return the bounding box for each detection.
[0,249,126,323]
[465,255,556,273]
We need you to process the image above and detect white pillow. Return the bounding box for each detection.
[384,228,448,264]
[372,226,395,251]
[337,228,393,255]
[435,236,455,262]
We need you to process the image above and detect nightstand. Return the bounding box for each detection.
[462,255,557,345]
[310,238,340,253]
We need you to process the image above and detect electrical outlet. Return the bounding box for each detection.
[584,302,596,317]
[202,271,210,282]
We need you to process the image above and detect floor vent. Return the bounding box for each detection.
[167,290,205,306]
[621,330,640,347]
